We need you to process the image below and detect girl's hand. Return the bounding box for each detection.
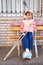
[30,22,37,32]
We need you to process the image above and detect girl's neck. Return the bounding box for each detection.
[25,18,31,20]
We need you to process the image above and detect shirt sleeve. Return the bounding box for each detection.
[20,21,24,33]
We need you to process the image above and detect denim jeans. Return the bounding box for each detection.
[22,32,33,50]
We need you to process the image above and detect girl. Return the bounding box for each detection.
[20,11,37,59]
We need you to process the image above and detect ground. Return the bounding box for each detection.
[0,45,43,65]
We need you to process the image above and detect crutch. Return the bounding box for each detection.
[3,32,27,61]
[34,32,38,58]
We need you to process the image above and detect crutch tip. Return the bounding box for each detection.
[36,56,38,59]
[3,57,7,61]
[36,54,38,59]
[3,59,6,61]
[3,55,8,61]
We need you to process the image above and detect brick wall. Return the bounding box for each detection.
[0,17,22,46]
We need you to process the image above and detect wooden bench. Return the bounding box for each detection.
[10,25,43,56]
[10,25,43,40]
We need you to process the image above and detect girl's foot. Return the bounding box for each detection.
[22,51,32,60]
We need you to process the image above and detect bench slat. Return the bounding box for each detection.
[10,35,43,40]
[10,26,43,31]
[37,26,43,30]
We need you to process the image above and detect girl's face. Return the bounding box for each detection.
[25,13,30,20]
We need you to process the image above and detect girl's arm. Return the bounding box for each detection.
[20,22,24,33]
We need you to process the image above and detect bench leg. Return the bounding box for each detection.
[34,40,38,58]
[17,43,20,56]
[34,33,38,58]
